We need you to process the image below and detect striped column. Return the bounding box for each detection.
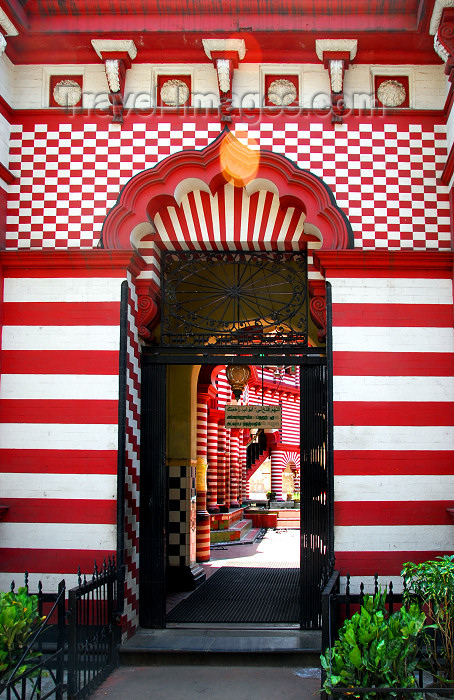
[196,397,210,562]
[270,449,285,500]
[229,429,240,508]
[216,422,228,513]
[239,430,248,503]
[206,411,220,513]
[223,429,231,512]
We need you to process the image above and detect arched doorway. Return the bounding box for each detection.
[101,128,352,630]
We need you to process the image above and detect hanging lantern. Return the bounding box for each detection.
[225,364,251,401]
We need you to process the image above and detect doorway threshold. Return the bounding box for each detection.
[119,626,322,667]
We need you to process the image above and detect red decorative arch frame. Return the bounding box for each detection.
[101,129,353,251]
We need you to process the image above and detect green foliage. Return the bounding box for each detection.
[402,555,454,688]
[321,592,425,700]
[0,588,44,683]
[266,492,276,500]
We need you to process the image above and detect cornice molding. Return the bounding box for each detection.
[314,251,454,278]
[315,39,357,61]
[202,38,246,60]
[0,250,147,277]
[91,39,137,60]
[0,7,19,36]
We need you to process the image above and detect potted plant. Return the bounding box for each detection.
[402,555,454,697]
[321,591,425,699]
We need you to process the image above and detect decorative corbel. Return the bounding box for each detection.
[309,280,327,343]
[91,39,137,124]
[315,39,357,124]
[202,39,246,123]
[436,8,454,82]
[135,280,160,342]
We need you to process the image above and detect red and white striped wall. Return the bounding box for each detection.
[316,250,454,592]
[0,250,141,595]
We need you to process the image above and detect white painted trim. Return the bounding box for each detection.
[335,525,453,551]
[329,277,453,304]
[0,423,119,450]
[335,474,454,501]
[331,326,454,353]
[3,277,122,302]
[0,522,116,550]
[1,326,121,351]
[0,472,117,499]
[333,425,454,451]
[333,376,454,402]
[0,374,119,400]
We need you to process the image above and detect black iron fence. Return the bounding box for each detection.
[321,571,451,699]
[0,560,122,700]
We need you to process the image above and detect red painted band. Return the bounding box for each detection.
[0,498,116,524]
[333,402,454,426]
[314,251,454,278]
[335,501,454,526]
[1,350,120,375]
[2,302,121,326]
[0,399,119,424]
[334,450,454,475]
[332,303,454,327]
[333,352,454,376]
[0,549,116,575]
[335,551,452,577]
[0,449,118,474]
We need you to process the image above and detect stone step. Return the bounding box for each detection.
[119,627,322,667]
[210,519,252,543]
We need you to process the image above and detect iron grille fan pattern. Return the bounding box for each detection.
[161,251,308,347]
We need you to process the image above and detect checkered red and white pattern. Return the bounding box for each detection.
[122,272,141,638]
[6,115,451,252]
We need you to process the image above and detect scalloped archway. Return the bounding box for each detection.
[101,128,353,251]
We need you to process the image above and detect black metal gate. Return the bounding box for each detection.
[300,359,334,627]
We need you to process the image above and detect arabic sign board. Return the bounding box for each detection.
[225,405,282,429]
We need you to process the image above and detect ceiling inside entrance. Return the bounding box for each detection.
[1,0,442,64]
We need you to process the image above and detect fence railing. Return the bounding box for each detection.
[0,559,122,700]
[67,559,121,700]
[320,570,452,699]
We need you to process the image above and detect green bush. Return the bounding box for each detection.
[402,555,454,688]
[0,587,44,682]
[321,591,425,699]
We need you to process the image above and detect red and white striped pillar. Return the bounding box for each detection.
[270,448,284,500]
[223,428,231,512]
[229,429,240,508]
[239,430,248,503]
[217,421,228,512]
[196,397,211,562]
[207,409,222,513]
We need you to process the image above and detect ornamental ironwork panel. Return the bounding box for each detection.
[161,251,308,347]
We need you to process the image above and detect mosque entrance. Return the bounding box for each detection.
[139,251,333,629]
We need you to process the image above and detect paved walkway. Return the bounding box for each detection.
[90,664,321,699]
[91,530,322,699]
